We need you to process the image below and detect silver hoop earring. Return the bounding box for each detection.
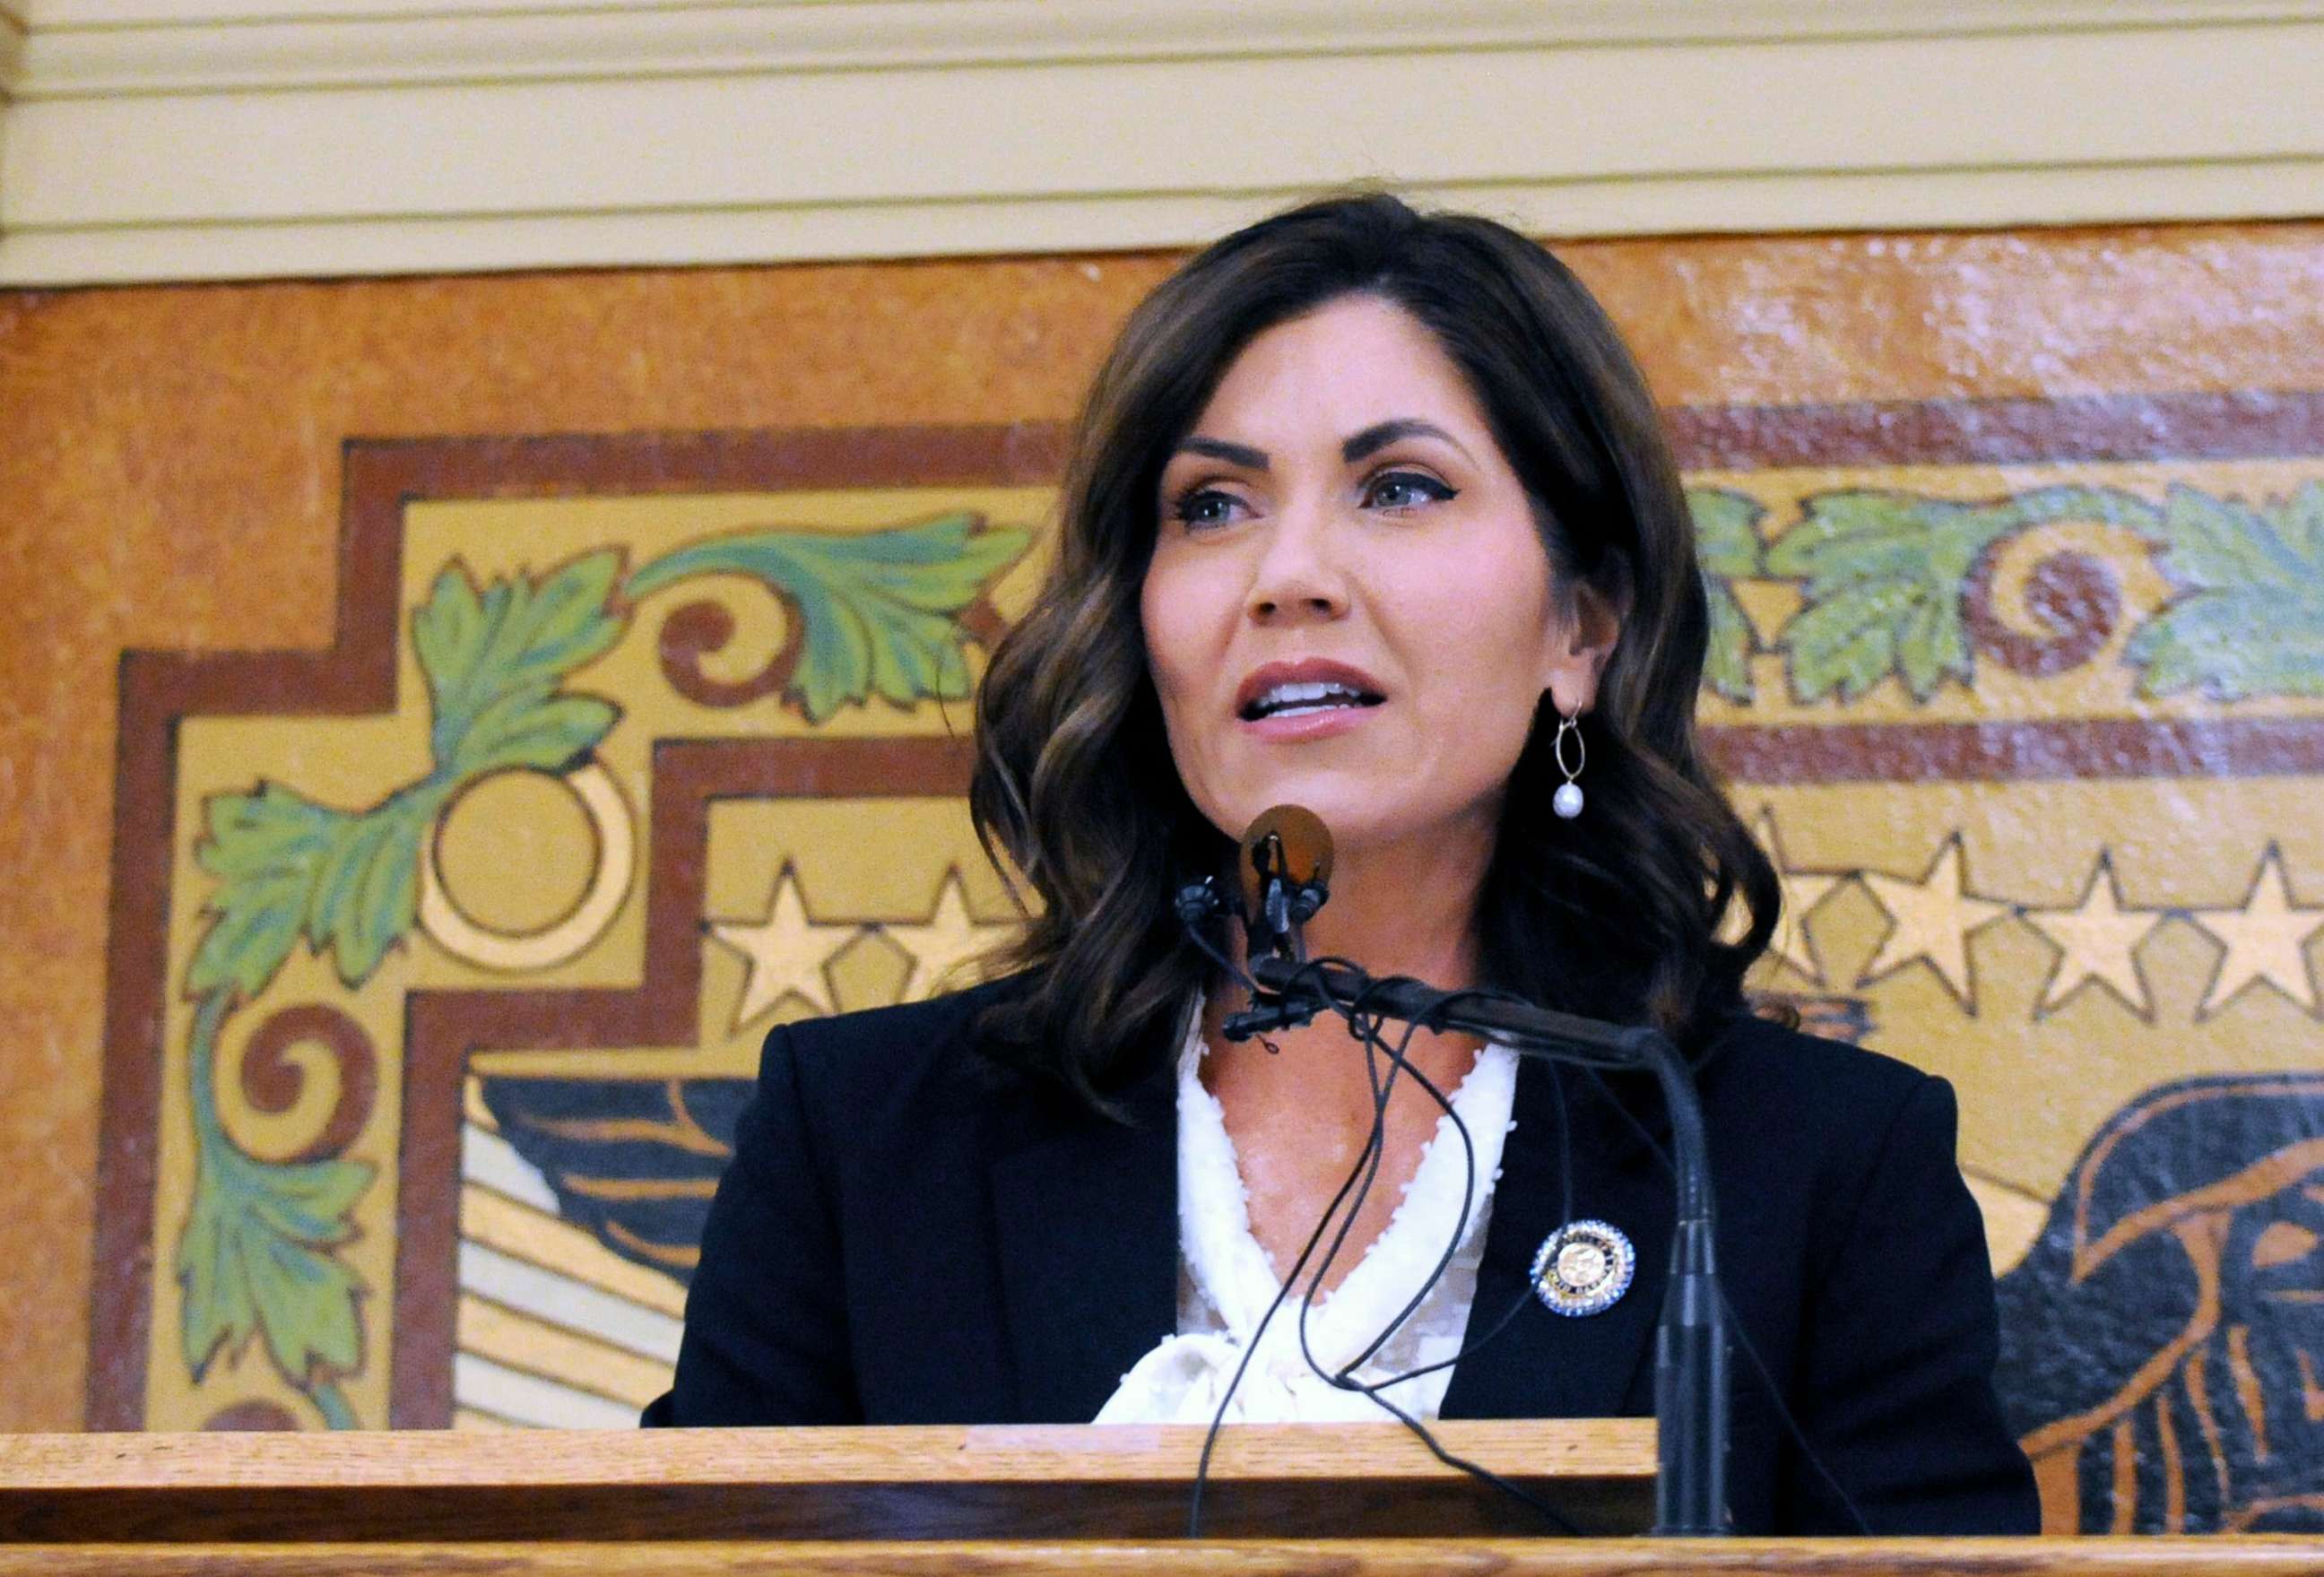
[1551,709,1586,819]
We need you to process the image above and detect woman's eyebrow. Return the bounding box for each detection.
[1175,436,1270,470]
[1342,419,1468,463]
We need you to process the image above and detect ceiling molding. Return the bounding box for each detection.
[15,0,2324,99]
[10,160,2324,291]
[3,2,2320,285]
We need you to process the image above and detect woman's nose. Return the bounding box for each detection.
[1246,507,1348,622]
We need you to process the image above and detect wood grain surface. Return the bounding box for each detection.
[0,1422,1656,1541]
[0,1421,1656,1487]
[3,1537,2322,1575]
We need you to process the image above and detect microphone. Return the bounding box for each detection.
[1239,804,1332,960]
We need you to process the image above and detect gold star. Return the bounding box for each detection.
[1857,835,2012,1010]
[708,865,859,1029]
[883,869,1013,1002]
[1747,809,1844,984]
[2023,854,2164,1019]
[2190,848,2324,1018]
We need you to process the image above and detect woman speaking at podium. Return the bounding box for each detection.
[646,194,2040,1537]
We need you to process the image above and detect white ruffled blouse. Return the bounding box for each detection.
[1095,999,1519,1425]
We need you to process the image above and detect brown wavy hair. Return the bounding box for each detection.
[970,192,1779,1111]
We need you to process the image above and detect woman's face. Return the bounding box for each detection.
[1140,293,1611,861]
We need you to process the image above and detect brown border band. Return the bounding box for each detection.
[1703,718,2324,784]
[91,423,1056,1431]
[1663,388,2324,470]
[92,389,2324,1430]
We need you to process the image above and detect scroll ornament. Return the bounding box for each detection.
[178,515,1028,1425]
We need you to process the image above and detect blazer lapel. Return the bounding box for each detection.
[1441,1058,1673,1420]
[989,1056,1177,1422]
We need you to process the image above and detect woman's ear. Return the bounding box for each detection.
[1543,578,1625,717]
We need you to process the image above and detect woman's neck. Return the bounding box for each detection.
[1279,820,1493,992]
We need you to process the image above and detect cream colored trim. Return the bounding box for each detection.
[3,2,2320,284]
[12,161,2324,290]
[17,0,2324,98]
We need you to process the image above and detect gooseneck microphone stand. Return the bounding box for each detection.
[1220,901,1730,1536]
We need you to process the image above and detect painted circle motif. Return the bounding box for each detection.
[418,761,634,972]
[1531,1218,1635,1318]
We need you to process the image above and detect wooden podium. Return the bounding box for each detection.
[2,1422,2315,1573]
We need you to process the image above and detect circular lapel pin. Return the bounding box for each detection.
[1531,1219,1635,1317]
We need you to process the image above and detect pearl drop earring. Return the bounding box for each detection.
[1551,708,1585,819]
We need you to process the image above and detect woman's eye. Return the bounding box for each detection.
[1364,472,1457,511]
[1171,487,1244,530]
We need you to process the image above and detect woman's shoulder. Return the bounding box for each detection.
[1694,1008,1960,1170]
[750,969,1105,1168]
[772,969,1028,1056]
[1703,1008,1939,1104]
[763,968,1036,1096]
[1687,1010,1979,1287]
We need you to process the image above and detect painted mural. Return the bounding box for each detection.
[93,397,2324,1533]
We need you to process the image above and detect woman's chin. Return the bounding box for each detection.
[1208,788,1439,854]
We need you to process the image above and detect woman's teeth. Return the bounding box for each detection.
[1244,680,1381,720]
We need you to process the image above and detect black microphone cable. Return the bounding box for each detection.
[1297,1000,1589,1536]
[1178,928,1598,1535]
[1176,939,1478,1532]
[1322,1042,1576,1399]
[1174,924,1660,1537]
[1175,931,1412,1534]
[1262,966,1678,1535]
[1296,1001,1467,1377]
[1285,973,1603,1535]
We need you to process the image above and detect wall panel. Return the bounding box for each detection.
[4,221,2322,1532]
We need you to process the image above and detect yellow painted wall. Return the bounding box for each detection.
[5,222,2324,1435]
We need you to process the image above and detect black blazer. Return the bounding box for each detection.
[646,974,2039,1536]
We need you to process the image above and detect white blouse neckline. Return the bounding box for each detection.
[1094,994,1519,1424]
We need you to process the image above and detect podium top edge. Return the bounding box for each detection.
[0,1419,1659,1492]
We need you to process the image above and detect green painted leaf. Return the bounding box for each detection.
[302,794,429,988]
[1762,492,1993,703]
[1687,488,1764,704]
[241,1153,373,1244]
[1897,577,1970,701]
[178,1167,256,1382]
[2294,480,2324,564]
[309,1382,358,1431]
[178,1109,373,1387]
[1691,487,1764,579]
[415,551,624,774]
[449,687,620,782]
[242,1226,365,1383]
[1764,484,2153,705]
[192,553,626,1000]
[192,782,431,997]
[190,785,358,999]
[1776,582,1901,703]
[2127,482,2324,699]
[627,513,1031,723]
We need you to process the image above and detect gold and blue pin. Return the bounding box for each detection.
[1531,1219,1635,1317]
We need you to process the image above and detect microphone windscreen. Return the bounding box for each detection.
[1238,804,1333,918]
